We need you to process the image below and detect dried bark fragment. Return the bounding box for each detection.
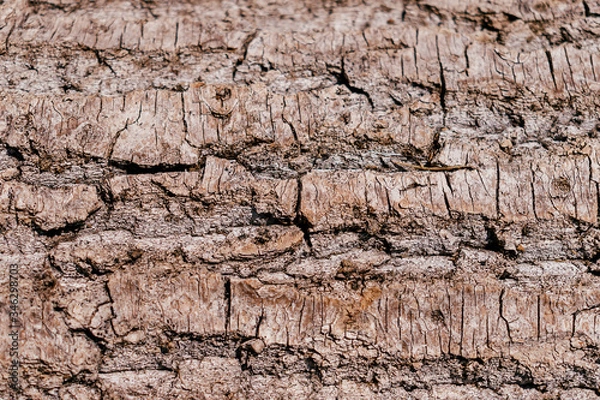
[0,182,102,231]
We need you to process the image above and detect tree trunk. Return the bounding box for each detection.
[2,0,600,398]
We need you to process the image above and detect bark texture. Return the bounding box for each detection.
[2,0,600,398]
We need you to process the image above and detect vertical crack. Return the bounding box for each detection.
[496,160,501,219]
[104,281,119,338]
[530,164,538,220]
[224,278,231,335]
[180,91,189,135]
[436,35,447,126]
[545,50,558,91]
[442,188,452,218]
[255,307,265,338]
[537,294,541,342]
[282,96,298,143]
[294,176,313,249]
[464,44,470,77]
[563,46,575,91]
[414,29,420,79]
[4,22,15,54]
[499,288,512,344]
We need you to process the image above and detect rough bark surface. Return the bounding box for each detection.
[2,0,600,399]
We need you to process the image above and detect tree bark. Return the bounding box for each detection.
[1,0,600,398]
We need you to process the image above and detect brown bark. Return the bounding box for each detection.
[2,0,600,398]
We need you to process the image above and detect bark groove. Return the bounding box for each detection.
[2,0,600,399]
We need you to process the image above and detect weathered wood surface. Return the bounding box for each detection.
[2,0,600,399]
